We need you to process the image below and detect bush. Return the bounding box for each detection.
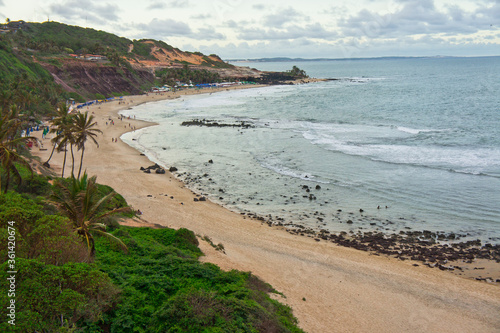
[0,259,120,332]
[25,215,91,265]
[89,227,304,332]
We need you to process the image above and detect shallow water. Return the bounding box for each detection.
[121,57,500,244]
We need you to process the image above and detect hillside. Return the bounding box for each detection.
[1,20,306,108]
[1,21,249,101]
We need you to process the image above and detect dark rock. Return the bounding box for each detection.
[208,159,213,164]
[199,197,206,202]
[156,168,166,174]
[315,185,321,190]
[144,169,151,173]
[169,166,178,172]
[140,166,145,171]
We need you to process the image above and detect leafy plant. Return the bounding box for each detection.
[90,227,304,332]
[51,172,130,255]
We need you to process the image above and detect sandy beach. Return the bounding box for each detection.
[31,86,500,333]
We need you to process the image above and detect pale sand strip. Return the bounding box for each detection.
[32,87,500,333]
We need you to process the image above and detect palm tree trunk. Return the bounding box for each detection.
[44,142,57,166]
[3,170,10,193]
[61,144,67,178]
[70,144,75,177]
[78,146,85,179]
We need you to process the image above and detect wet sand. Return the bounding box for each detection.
[31,87,500,333]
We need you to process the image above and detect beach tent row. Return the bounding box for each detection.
[76,97,123,109]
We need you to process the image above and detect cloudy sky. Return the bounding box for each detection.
[1,0,499,59]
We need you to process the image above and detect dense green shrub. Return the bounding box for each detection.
[90,227,303,332]
[0,259,119,332]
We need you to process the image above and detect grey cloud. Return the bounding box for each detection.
[49,0,120,24]
[136,18,193,37]
[191,14,212,20]
[262,7,305,28]
[167,0,189,8]
[148,2,166,10]
[252,4,266,11]
[338,0,497,39]
[238,23,336,41]
[136,18,225,41]
[225,20,239,28]
[147,0,189,10]
[196,26,225,41]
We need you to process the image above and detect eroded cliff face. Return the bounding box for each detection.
[41,59,155,98]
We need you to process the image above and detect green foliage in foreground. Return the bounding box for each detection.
[0,169,303,332]
[0,259,119,332]
[88,226,303,332]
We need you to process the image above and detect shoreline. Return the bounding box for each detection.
[31,86,500,332]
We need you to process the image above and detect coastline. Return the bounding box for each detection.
[31,86,500,333]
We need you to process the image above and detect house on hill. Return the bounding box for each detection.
[68,54,107,61]
[5,20,26,31]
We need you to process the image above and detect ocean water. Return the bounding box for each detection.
[121,57,500,244]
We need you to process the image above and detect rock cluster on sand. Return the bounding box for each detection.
[140,163,167,174]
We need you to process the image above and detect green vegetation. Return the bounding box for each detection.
[287,66,308,78]
[0,107,37,193]
[86,226,303,332]
[156,65,223,86]
[10,21,131,56]
[51,173,131,255]
[0,35,68,116]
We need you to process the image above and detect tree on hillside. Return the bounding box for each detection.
[73,111,102,179]
[51,172,130,255]
[0,106,37,193]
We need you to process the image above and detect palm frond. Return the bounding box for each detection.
[91,229,129,253]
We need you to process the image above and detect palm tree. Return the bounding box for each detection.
[44,103,71,168]
[73,112,102,179]
[0,107,37,193]
[49,105,76,178]
[56,122,74,178]
[51,172,130,255]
